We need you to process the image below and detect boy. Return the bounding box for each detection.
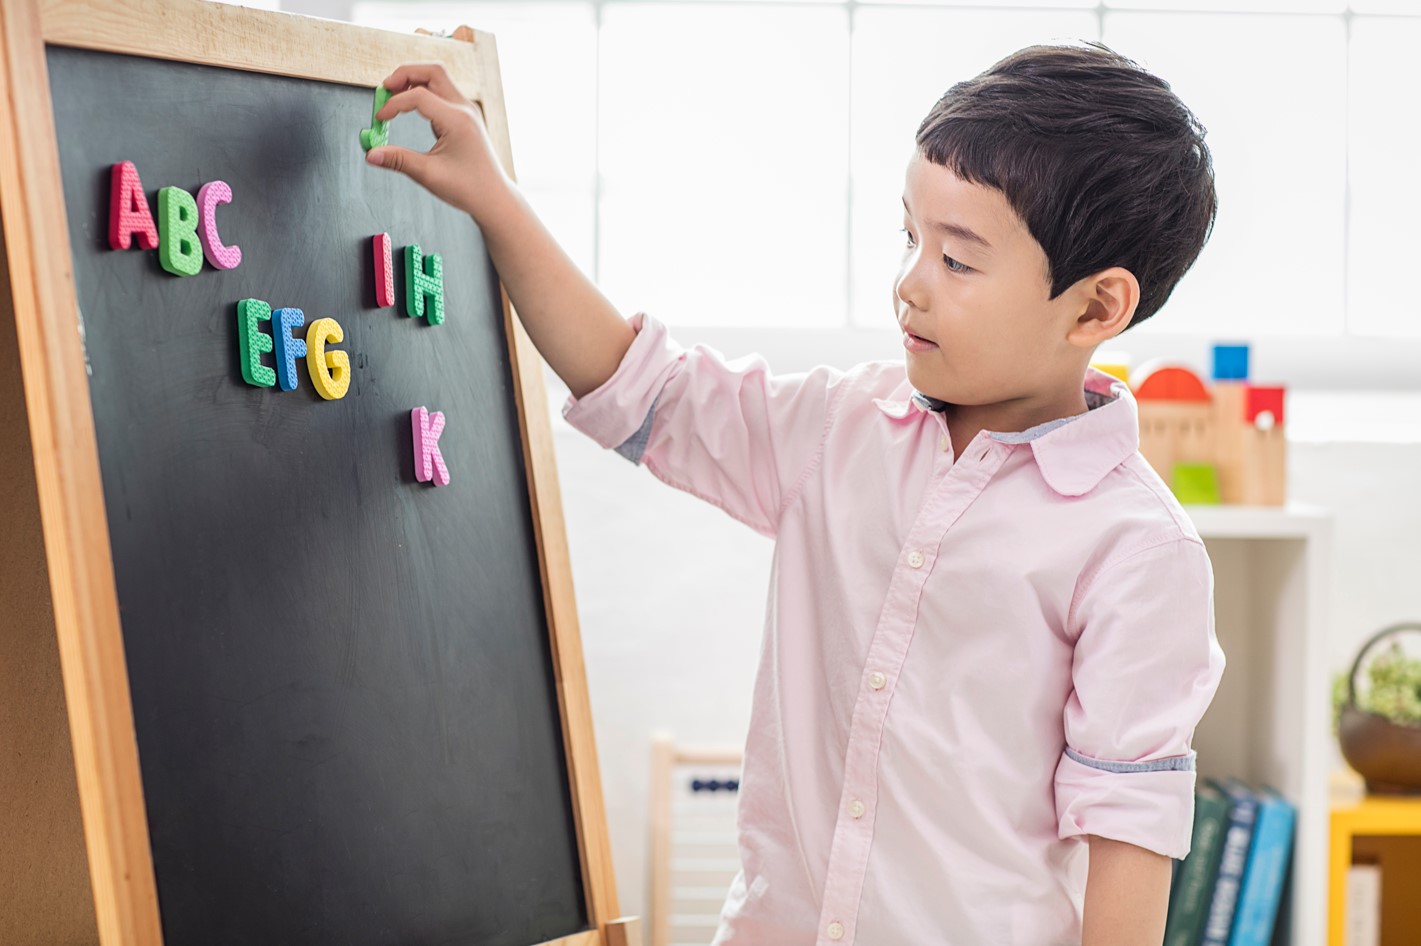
[367,41,1226,946]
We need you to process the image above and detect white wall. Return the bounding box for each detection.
[553,380,1421,921]
[553,402,769,921]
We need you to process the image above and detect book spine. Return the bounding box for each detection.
[1345,864,1381,946]
[1165,793,1229,946]
[1228,795,1296,946]
[1201,793,1256,946]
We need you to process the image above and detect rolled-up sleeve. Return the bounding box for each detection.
[1054,535,1226,859]
[562,312,845,537]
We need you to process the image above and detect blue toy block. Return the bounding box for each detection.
[272,307,308,391]
[1212,343,1250,382]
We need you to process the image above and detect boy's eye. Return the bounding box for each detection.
[943,255,968,274]
[899,226,915,248]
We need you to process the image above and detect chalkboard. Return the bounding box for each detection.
[0,4,623,942]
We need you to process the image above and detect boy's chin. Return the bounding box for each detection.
[904,365,951,402]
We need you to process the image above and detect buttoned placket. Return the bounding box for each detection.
[814,416,1010,946]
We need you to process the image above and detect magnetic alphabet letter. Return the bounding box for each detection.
[272,307,308,392]
[197,181,242,270]
[237,299,276,388]
[306,317,351,401]
[374,233,395,308]
[405,244,445,325]
[411,406,450,486]
[157,186,203,276]
[108,161,158,251]
[360,85,392,152]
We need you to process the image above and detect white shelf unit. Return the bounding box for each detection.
[1186,502,1332,946]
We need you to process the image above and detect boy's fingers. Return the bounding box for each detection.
[376,85,457,131]
[381,62,463,103]
[366,145,426,179]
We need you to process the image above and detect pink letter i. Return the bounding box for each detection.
[374,233,395,307]
[411,406,450,486]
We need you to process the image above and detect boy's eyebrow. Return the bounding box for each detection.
[902,196,993,251]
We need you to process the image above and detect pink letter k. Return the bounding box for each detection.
[411,406,450,486]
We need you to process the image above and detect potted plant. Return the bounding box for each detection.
[1333,622,1421,795]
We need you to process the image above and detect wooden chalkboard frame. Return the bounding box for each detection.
[0,2,635,944]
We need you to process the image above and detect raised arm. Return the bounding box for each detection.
[366,62,633,398]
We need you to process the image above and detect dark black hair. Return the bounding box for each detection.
[915,42,1217,329]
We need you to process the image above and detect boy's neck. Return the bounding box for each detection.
[940,385,1092,460]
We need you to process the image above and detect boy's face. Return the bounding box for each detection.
[895,151,1089,409]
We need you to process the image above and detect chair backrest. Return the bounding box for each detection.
[648,733,744,946]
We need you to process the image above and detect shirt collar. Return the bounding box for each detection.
[872,366,1140,497]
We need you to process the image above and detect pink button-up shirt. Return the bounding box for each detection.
[564,313,1226,946]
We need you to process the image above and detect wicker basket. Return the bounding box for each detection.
[1337,622,1421,796]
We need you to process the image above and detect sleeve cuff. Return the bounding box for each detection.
[1054,748,1197,859]
[561,312,684,450]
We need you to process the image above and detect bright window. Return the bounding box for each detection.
[340,0,1420,376]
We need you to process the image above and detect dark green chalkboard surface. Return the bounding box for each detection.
[45,44,586,946]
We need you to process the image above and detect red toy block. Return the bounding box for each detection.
[1245,385,1286,427]
[108,160,158,251]
[374,233,395,307]
[1131,361,1210,402]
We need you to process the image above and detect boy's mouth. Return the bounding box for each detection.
[902,330,938,353]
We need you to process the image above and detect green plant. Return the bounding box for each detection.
[1333,641,1421,733]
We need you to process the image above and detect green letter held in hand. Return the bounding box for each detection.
[360,85,392,152]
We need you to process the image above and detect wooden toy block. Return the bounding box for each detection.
[360,84,392,152]
[1208,381,1248,502]
[271,307,307,392]
[305,317,350,401]
[405,244,445,325]
[1212,343,1250,382]
[108,160,158,251]
[1131,361,1211,402]
[411,406,450,486]
[1134,361,1286,505]
[237,298,276,388]
[196,180,242,270]
[157,186,203,276]
[373,233,395,307]
[1240,424,1287,505]
[1245,385,1286,428]
[1172,463,1221,505]
[1137,400,1212,491]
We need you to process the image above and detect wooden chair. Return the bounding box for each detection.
[648,734,744,946]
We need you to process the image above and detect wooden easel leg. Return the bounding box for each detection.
[605,915,644,946]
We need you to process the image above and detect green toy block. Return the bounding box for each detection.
[405,244,445,325]
[1172,463,1221,505]
[237,298,277,388]
[360,85,393,152]
[157,186,203,277]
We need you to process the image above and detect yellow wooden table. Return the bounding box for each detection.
[1329,789,1421,945]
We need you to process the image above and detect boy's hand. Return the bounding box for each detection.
[362,63,633,398]
[365,62,511,219]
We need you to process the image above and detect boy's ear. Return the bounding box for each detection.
[1066,266,1139,348]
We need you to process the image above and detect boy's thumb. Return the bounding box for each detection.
[366,146,424,180]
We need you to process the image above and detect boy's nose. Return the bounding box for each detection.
[894,274,927,312]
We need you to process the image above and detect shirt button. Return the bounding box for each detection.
[868,671,887,690]
[907,550,925,568]
[939,433,949,452]
[828,921,845,940]
[849,799,866,818]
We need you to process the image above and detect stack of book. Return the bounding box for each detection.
[1163,778,1298,946]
